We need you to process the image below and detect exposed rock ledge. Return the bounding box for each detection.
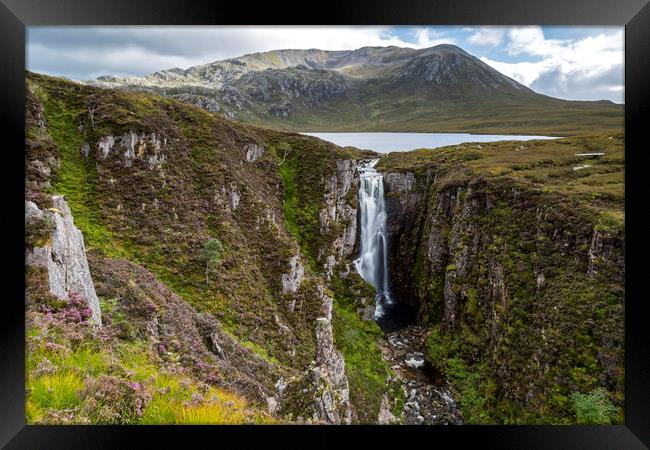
[312,285,353,424]
[25,196,102,326]
[281,254,305,295]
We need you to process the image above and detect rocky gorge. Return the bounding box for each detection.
[24,71,624,425]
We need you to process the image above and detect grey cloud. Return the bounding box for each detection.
[531,64,623,103]
[29,27,269,57]
[27,27,274,80]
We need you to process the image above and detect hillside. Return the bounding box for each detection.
[25,71,624,425]
[25,71,390,424]
[87,45,624,136]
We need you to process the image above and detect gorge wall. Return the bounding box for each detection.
[379,138,624,423]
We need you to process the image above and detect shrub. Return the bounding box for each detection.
[426,325,448,367]
[82,375,152,424]
[571,388,618,424]
[62,291,93,323]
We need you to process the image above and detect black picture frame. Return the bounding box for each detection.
[2,1,648,448]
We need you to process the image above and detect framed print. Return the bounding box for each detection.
[2,0,649,448]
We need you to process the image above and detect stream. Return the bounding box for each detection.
[381,325,463,424]
[353,159,463,425]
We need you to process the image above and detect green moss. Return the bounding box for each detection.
[33,78,129,258]
[276,144,301,242]
[466,287,478,317]
[332,303,389,423]
[241,340,281,366]
[329,274,393,423]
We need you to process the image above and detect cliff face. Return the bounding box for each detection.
[384,171,426,305]
[380,136,624,423]
[24,72,376,424]
[25,70,624,426]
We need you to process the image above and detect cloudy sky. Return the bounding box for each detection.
[27,26,624,103]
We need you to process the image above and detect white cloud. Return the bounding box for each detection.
[412,27,456,48]
[465,27,506,47]
[480,27,624,102]
[480,57,551,86]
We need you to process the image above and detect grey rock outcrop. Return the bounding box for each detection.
[384,172,415,193]
[25,197,102,325]
[377,393,397,424]
[319,159,359,274]
[245,143,265,162]
[281,255,305,294]
[93,131,167,169]
[312,285,353,424]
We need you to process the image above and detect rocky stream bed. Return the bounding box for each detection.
[380,325,463,425]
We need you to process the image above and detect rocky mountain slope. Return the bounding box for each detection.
[87,45,623,136]
[25,71,394,424]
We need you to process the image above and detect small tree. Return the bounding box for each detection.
[202,238,223,284]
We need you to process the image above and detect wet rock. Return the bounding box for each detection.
[383,325,463,425]
[405,353,425,369]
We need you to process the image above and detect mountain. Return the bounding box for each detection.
[88,45,623,136]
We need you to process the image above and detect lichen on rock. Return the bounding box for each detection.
[25,196,102,326]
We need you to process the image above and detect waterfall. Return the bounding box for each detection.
[353,159,393,318]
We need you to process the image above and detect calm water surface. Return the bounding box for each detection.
[303,132,558,153]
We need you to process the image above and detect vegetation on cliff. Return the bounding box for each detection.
[25,71,378,424]
[378,134,624,424]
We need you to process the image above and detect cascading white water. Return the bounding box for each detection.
[354,159,393,318]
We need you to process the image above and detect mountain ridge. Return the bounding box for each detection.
[85,44,623,136]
